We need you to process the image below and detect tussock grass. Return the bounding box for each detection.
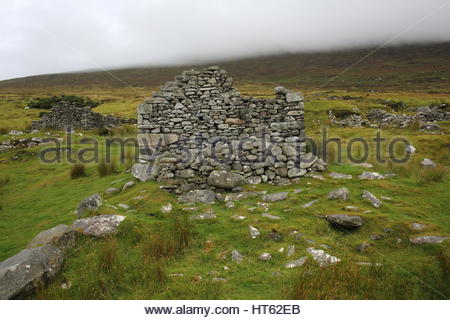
[98,158,117,177]
[70,164,85,179]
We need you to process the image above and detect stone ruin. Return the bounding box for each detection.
[329,103,450,129]
[31,101,130,130]
[132,66,326,193]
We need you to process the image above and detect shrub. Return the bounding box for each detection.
[416,165,449,184]
[70,164,85,179]
[98,237,118,273]
[27,95,100,109]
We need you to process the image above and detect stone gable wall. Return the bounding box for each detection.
[133,66,326,192]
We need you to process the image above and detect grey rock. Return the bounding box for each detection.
[121,181,135,192]
[0,245,63,299]
[325,214,363,229]
[409,236,448,244]
[76,193,102,217]
[27,224,75,251]
[287,245,295,257]
[421,158,436,168]
[329,172,352,179]
[302,199,319,208]
[307,247,341,267]
[178,189,217,204]
[105,187,119,194]
[258,253,272,261]
[190,213,217,220]
[207,170,244,189]
[285,256,308,268]
[328,187,350,201]
[356,243,371,253]
[262,192,288,202]
[132,163,160,182]
[362,190,383,208]
[358,171,384,180]
[246,176,262,185]
[286,92,302,103]
[249,225,261,239]
[351,163,374,168]
[410,223,428,231]
[72,214,126,237]
[231,250,244,263]
[261,212,281,220]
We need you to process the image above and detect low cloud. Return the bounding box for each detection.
[1,0,450,80]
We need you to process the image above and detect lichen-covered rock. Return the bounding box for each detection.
[207,170,244,189]
[231,250,244,263]
[0,245,63,299]
[325,214,363,229]
[285,256,308,268]
[358,172,384,180]
[72,215,125,237]
[178,189,217,204]
[248,225,261,239]
[409,236,448,244]
[328,187,350,201]
[27,224,75,251]
[329,172,352,179]
[76,193,102,217]
[362,190,383,208]
[132,163,160,182]
[307,247,341,267]
[262,192,288,202]
[421,158,436,168]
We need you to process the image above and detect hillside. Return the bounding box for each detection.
[1,42,450,92]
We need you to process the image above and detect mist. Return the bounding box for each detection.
[1,0,450,80]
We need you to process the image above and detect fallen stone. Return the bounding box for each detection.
[261,212,281,220]
[0,245,63,299]
[328,187,350,201]
[161,203,172,214]
[421,158,436,168]
[329,172,352,179]
[371,234,384,241]
[225,201,235,209]
[76,193,102,217]
[325,214,363,229]
[121,181,135,192]
[302,199,319,208]
[118,203,130,210]
[410,223,428,231]
[27,224,75,251]
[305,173,325,180]
[261,192,288,202]
[362,190,383,208]
[231,250,244,263]
[406,145,416,154]
[307,247,341,267]
[132,163,160,182]
[207,170,244,189]
[344,206,361,212]
[190,213,217,220]
[351,163,374,168]
[259,253,272,261]
[224,191,266,202]
[287,245,295,257]
[231,214,246,221]
[249,225,261,239]
[178,189,217,204]
[409,236,448,244]
[72,215,125,237]
[358,171,384,180]
[285,256,308,269]
[105,187,119,194]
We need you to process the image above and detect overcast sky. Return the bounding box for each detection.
[1,0,450,80]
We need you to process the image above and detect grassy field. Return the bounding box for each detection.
[0,44,450,299]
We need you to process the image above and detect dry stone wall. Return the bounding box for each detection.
[133,66,326,192]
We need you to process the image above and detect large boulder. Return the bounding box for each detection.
[72,215,126,237]
[178,189,217,204]
[207,170,244,189]
[0,245,64,299]
[76,193,102,217]
[325,214,363,229]
[132,163,160,182]
[27,224,75,251]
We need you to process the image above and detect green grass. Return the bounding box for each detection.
[1,51,450,299]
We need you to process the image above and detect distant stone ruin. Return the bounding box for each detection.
[133,66,326,192]
[31,101,129,130]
